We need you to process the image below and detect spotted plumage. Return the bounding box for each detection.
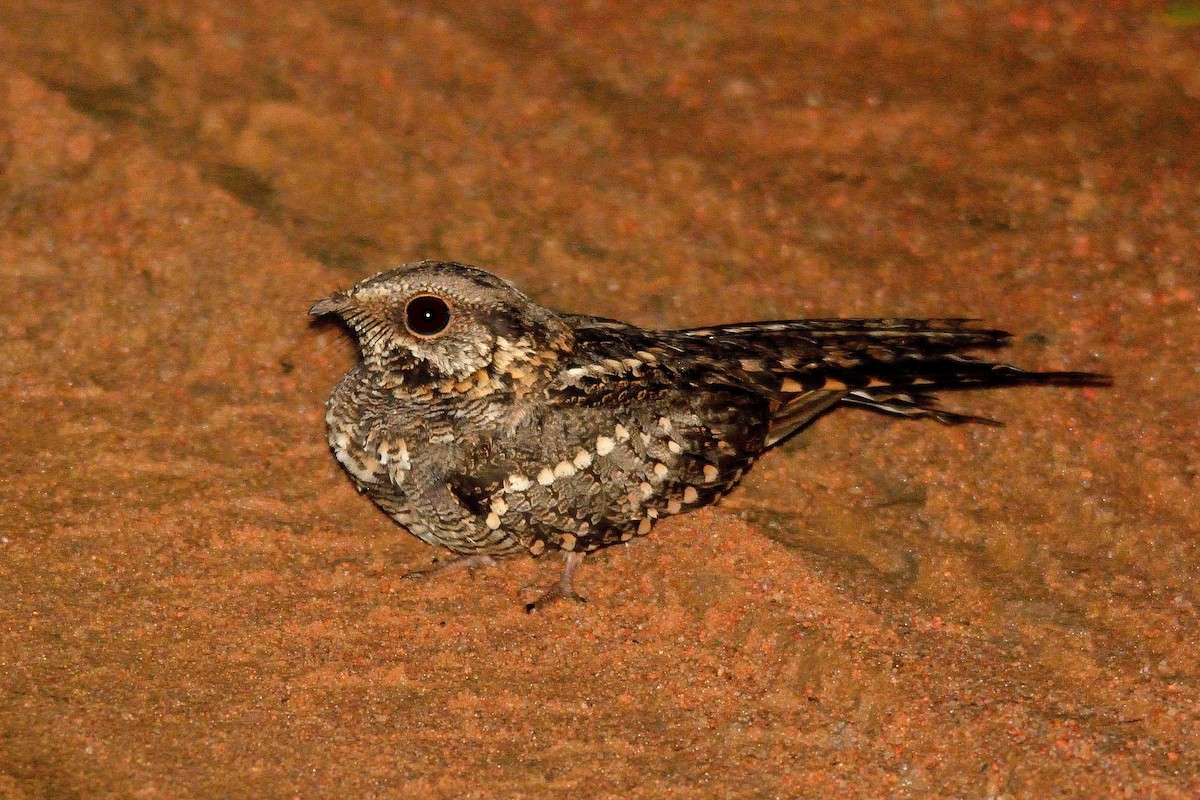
[311,261,1106,608]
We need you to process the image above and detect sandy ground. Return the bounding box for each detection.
[1,1,1197,797]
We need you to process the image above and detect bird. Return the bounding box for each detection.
[310,260,1107,610]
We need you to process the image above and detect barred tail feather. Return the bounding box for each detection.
[837,366,1109,424]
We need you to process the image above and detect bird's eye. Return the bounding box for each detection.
[404,294,452,337]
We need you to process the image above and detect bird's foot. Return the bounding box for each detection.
[522,551,587,612]
[402,554,497,579]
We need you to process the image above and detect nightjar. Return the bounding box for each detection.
[311,261,1105,609]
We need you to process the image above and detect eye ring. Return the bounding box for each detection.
[404,294,453,337]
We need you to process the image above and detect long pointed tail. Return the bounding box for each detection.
[836,363,1110,425]
[678,319,1109,445]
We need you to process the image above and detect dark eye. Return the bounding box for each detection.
[404,294,452,337]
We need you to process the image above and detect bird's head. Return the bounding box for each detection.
[311,261,573,391]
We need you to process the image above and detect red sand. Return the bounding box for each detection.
[1,2,1197,797]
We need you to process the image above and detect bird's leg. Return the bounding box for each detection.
[402,553,497,579]
[524,551,587,612]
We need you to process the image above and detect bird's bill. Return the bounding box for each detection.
[309,293,351,317]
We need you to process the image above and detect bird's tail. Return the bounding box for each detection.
[678,319,1109,446]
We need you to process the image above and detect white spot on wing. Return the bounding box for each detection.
[391,439,411,472]
[336,451,381,484]
[536,467,555,486]
[596,436,615,456]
